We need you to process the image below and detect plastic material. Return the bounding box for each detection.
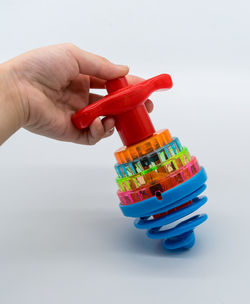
[117,156,200,204]
[115,137,182,178]
[72,74,208,251]
[114,129,172,164]
[72,74,173,146]
[121,168,208,250]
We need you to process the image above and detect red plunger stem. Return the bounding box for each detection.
[105,77,155,146]
[71,74,173,147]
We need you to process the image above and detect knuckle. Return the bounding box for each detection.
[62,42,76,51]
[99,56,109,63]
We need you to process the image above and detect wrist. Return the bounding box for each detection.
[0,62,25,144]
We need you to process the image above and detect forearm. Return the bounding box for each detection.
[0,63,23,144]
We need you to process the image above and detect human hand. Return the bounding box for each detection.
[0,44,153,145]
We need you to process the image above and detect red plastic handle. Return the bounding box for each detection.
[72,74,173,146]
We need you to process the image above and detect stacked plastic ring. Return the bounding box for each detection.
[115,129,208,250]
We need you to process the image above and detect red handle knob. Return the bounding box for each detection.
[72,74,173,146]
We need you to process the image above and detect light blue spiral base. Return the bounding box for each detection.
[120,167,208,250]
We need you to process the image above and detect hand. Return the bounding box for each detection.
[1,43,153,145]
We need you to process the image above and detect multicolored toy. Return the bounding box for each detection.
[72,74,207,250]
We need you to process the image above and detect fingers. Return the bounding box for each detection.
[89,74,144,89]
[102,117,115,138]
[81,117,115,145]
[65,44,129,80]
[89,76,106,88]
[145,99,154,113]
[126,74,145,85]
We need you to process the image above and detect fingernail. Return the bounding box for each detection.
[105,128,114,136]
[115,64,129,71]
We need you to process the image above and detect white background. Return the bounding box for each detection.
[0,0,250,303]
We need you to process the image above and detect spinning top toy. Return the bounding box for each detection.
[72,74,208,250]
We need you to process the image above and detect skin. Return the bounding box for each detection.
[0,43,153,145]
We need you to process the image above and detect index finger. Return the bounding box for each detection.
[90,74,146,88]
[67,44,129,80]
